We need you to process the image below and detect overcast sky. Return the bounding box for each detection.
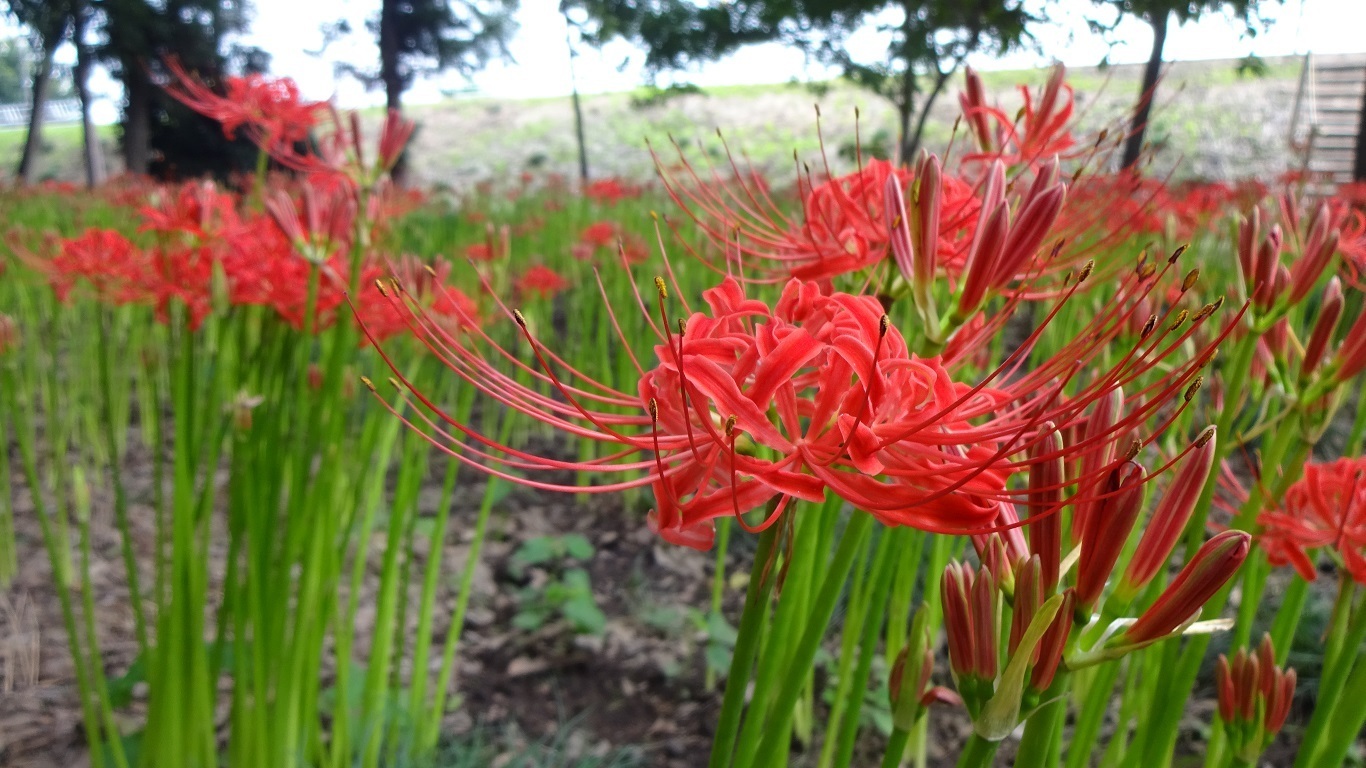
[10,0,1364,120]
[235,0,1362,106]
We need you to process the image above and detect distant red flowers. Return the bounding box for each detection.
[1259,457,1366,583]
[164,58,326,148]
[516,265,568,300]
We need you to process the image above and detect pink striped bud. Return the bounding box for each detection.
[1029,589,1074,691]
[885,174,915,285]
[1253,225,1282,308]
[1072,387,1125,545]
[1288,202,1339,305]
[1303,277,1343,377]
[993,183,1066,288]
[1119,427,1217,597]
[1216,634,1296,764]
[956,200,1010,315]
[1237,208,1260,295]
[1123,530,1250,645]
[1333,302,1366,382]
[912,153,942,290]
[1027,422,1064,590]
[1077,461,1146,611]
[942,562,999,685]
[960,66,994,153]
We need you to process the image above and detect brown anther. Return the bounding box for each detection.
[1195,425,1217,448]
[649,398,659,420]
[1184,376,1204,403]
[1193,301,1219,323]
[360,376,376,392]
[1167,310,1189,332]
[879,315,890,337]
[1136,251,1149,272]
[388,377,401,390]
[1140,314,1158,339]
[1078,260,1095,283]
[1169,244,1188,264]
[375,279,388,297]
[1124,439,1143,462]
[513,309,528,328]
[1138,262,1157,280]
[654,277,668,299]
[725,415,738,437]
[1182,269,1200,292]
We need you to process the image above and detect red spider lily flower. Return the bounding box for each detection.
[44,228,152,305]
[1117,426,1217,599]
[356,257,478,344]
[516,265,569,300]
[656,148,980,285]
[163,57,325,147]
[583,177,642,204]
[580,221,618,249]
[959,64,1079,169]
[1120,530,1250,646]
[359,227,1237,551]
[1217,634,1296,764]
[465,243,496,262]
[1259,457,1366,583]
[265,186,356,263]
[139,181,241,242]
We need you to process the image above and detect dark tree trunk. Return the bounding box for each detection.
[566,20,589,183]
[122,63,152,175]
[906,67,954,163]
[379,0,407,182]
[1122,10,1169,170]
[73,2,104,187]
[17,39,62,184]
[1354,69,1366,182]
[897,66,916,164]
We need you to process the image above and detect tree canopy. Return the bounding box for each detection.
[566,0,1038,160]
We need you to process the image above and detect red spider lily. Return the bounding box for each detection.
[656,149,981,286]
[355,256,477,344]
[1217,634,1296,764]
[164,58,325,147]
[959,64,1079,169]
[583,177,642,204]
[1259,457,1366,583]
[139,181,241,241]
[580,221,618,249]
[516,265,569,300]
[358,230,1239,551]
[465,243,496,262]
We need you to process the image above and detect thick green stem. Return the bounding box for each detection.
[955,733,1001,768]
[881,727,914,768]
[708,522,783,768]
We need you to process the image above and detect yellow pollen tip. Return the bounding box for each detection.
[423,265,437,277]
[1168,310,1189,332]
[1169,244,1189,264]
[677,318,686,335]
[513,309,527,328]
[1078,261,1095,283]
[360,376,376,392]
[1193,301,1219,323]
[1140,314,1157,339]
[725,415,738,436]
[879,315,890,336]
[1124,439,1142,462]
[1184,376,1204,403]
[654,277,668,299]
[648,398,658,420]
[1182,269,1199,291]
[388,377,401,390]
[1138,263,1156,280]
[375,279,388,297]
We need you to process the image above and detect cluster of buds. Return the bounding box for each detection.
[266,183,358,265]
[941,558,1070,740]
[1217,635,1296,764]
[1236,201,1340,315]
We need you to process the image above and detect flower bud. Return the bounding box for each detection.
[1119,428,1216,599]
[1077,461,1146,611]
[1217,634,1296,765]
[1123,530,1250,645]
[1302,277,1343,378]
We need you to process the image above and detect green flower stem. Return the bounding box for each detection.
[881,726,914,768]
[1294,581,1366,767]
[706,516,733,692]
[747,511,875,768]
[1305,644,1366,767]
[708,521,783,768]
[1064,663,1122,768]
[1014,674,1069,768]
[955,733,1000,768]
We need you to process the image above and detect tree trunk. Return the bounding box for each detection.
[73,2,104,187]
[897,66,916,164]
[122,63,152,175]
[1354,67,1366,182]
[17,40,61,184]
[1122,10,1169,170]
[566,19,589,183]
[379,0,407,181]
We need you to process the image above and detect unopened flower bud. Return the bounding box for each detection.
[1123,530,1250,645]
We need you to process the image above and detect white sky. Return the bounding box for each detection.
[237,0,1362,105]
[8,0,1365,120]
